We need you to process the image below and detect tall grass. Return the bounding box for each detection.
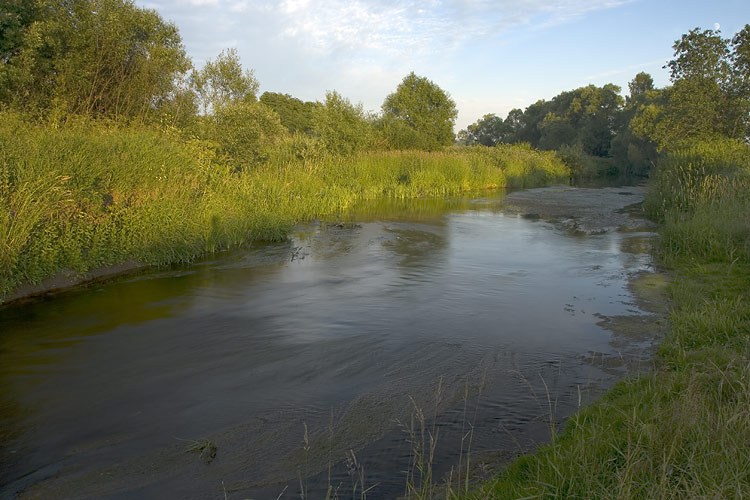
[0,112,568,301]
[467,137,750,499]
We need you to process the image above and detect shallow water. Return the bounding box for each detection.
[0,188,657,499]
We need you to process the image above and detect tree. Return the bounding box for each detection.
[633,25,750,147]
[628,72,654,99]
[259,91,315,134]
[191,48,259,114]
[611,72,658,175]
[0,0,191,120]
[380,72,457,150]
[532,84,623,156]
[210,101,285,168]
[312,91,372,155]
[459,113,510,146]
[0,0,39,63]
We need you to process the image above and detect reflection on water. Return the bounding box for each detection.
[0,191,656,499]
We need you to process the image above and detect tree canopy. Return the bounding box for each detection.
[633,25,750,147]
[0,0,190,120]
[191,48,258,114]
[380,72,457,150]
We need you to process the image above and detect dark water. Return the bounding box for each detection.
[0,191,657,499]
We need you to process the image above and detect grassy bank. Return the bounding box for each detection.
[468,138,750,499]
[0,113,568,301]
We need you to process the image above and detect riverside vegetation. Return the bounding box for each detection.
[1,1,749,498]
[459,26,750,500]
[467,138,750,500]
[0,112,567,300]
[0,0,568,301]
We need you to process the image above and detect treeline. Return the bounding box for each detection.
[0,0,462,165]
[472,27,750,500]
[0,0,571,300]
[459,25,750,178]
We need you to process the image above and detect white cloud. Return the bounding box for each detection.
[254,0,638,67]
[136,0,639,126]
[584,59,666,83]
[229,1,249,12]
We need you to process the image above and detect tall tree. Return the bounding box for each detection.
[259,91,315,135]
[312,90,372,155]
[380,72,457,150]
[459,113,510,146]
[634,26,750,146]
[191,48,258,115]
[0,0,191,120]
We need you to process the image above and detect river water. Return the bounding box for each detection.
[0,188,659,499]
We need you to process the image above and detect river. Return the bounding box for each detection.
[0,185,662,499]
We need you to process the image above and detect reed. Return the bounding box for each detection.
[0,112,569,300]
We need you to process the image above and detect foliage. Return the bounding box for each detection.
[311,91,373,155]
[634,25,750,148]
[0,0,39,63]
[0,0,190,121]
[259,91,316,135]
[457,114,513,146]
[380,72,458,150]
[459,84,626,165]
[556,143,616,178]
[0,111,569,300]
[610,72,659,176]
[207,101,286,169]
[470,137,750,500]
[190,48,259,114]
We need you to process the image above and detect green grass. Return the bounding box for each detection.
[464,138,750,500]
[0,112,569,301]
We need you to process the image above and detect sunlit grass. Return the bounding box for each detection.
[0,112,568,300]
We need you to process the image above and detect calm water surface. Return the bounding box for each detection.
[0,191,656,499]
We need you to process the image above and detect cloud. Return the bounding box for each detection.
[584,59,666,82]
[229,1,249,12]
[269,0,634,60]
[135,0,638,125]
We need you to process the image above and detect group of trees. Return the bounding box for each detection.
[458,81,648,175]
[460,24,750,176]
[0,0,459,169]
[632,26,750,147]
[4,0,747,176]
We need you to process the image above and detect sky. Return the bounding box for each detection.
[136,0,750,131]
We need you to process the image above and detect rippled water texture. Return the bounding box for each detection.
[0,189,658,499]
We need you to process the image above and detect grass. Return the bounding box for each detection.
[462,137,750,499]
[0,112,568,301]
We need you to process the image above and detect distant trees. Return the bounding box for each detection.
[259,92,316,134]
[379,72,457,150]
[457,113,511,146]
[311,91,372,155]
[460,84,623,157]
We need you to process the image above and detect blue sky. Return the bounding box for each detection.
[136,0,750,130]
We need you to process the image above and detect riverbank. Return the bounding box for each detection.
[1,183,658,500]
[0,113,568,305]
[471,138,750,499]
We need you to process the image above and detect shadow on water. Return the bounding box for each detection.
[0,187,661,500]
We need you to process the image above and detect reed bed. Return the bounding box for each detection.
[0,113,568,300]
